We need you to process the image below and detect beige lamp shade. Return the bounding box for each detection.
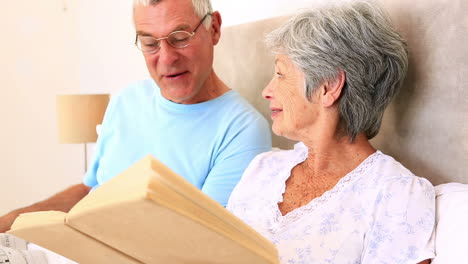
[56,94,110,144]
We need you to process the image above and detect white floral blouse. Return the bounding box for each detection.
[227,142,435,264]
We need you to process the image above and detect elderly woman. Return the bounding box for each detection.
[227,1,435,263]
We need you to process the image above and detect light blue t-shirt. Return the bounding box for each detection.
[83,79,272,206]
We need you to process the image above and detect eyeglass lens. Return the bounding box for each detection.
[135,13,211,54]
[137,31,192,53]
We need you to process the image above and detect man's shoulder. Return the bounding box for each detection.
[104,79,157,118]
[202,90,272,150]
[221,90,256,109]
[115,79,157,100]
[216,90,267,122]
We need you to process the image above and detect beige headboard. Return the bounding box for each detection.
[213,0,468,185]
[214,16,292,150]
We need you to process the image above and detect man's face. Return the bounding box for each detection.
[134,0,218,104]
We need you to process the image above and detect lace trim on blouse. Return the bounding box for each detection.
[269,143,383,232]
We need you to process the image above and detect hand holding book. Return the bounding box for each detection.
[8,155,279,264]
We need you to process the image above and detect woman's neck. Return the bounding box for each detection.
[301,133,376,179]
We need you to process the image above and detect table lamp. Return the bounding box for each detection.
[56,94,110,173]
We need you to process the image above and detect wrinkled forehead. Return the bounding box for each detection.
[274,54,303,74]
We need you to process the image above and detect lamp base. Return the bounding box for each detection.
[84,143,87,173]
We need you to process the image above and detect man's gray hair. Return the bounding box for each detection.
[265,1,408,141]
[133,0,213,27]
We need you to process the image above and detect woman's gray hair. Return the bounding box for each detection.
[266,1,408,141]
[133,0,213,27]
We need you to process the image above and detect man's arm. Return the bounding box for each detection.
[201,115,272,206]
[0,183,91,233]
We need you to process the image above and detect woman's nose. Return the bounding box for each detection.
[262,79,275,100]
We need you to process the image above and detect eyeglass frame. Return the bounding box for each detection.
[134,13,212,54]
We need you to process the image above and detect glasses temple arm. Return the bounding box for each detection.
[193,13,212,33]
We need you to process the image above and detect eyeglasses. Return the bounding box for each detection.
[135,13,211,54]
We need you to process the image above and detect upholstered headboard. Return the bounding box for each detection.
[213,0,468,185]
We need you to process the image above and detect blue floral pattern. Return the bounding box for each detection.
[227,142,435,263]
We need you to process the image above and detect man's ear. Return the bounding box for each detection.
[321,70,345,107]
[210,11,222,45]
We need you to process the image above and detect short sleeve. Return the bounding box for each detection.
[362,176,436,264]
[201,115,271,207]
[82,92,119,188]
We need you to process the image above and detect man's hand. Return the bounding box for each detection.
[0,210,21,233]
[0,184,91,233]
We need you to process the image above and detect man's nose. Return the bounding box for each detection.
[158,40,179,65]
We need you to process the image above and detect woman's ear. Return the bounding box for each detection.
[210,11,222,45]
[321,70,345,107]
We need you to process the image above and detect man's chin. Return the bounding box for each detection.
[160,90,195,104]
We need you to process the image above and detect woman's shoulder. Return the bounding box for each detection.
[359,152,436,263]
[372,151,431,182]
[366,151,434,202]
[227,146,302,217]
[242,148,293,179]
[231,144,304,194]
[247,143,306,172]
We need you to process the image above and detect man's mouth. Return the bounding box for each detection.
[164,71,188,78]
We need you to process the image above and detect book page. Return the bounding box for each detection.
[67,155,279,264]
[9,156,279,263]
[0,246,47,264]
[8,211,141,264]
[0,234,27,250]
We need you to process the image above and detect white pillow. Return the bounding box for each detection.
[431,183,468,263]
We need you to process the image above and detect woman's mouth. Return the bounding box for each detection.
[270,108,282,118]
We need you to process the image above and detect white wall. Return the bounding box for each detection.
[77,0,148,95]
[0,1,83,214]
[1,0,312,215]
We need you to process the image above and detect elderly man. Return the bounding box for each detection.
[0,0,271,233]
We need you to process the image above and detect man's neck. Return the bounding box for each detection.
[170,71,230,104]
[200,71,231,101]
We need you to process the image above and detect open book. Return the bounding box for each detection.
[8,155,279,264]
[0,234,48,264]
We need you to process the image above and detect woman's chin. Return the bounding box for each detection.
[272,127,291,140]
[271,126,282,137]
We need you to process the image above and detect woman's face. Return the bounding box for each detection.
[262,54,320,140]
